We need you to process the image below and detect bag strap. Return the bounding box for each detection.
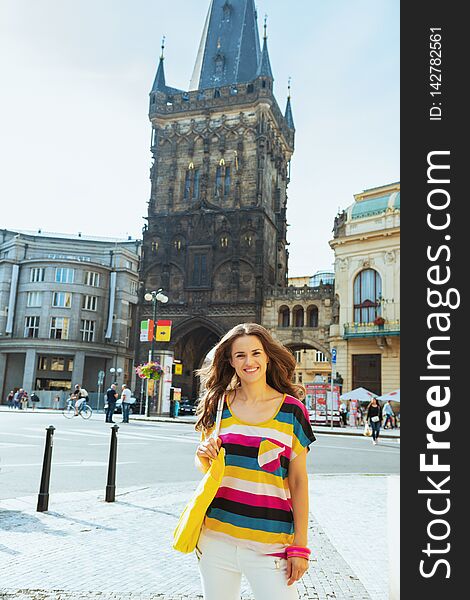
[212,394,225,438]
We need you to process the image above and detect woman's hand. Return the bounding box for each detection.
[286,556,309,586]
[196,437,221,461]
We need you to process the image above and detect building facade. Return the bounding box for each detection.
[0,229,141,401]
[329,182,400,395]
[138,0,295,401]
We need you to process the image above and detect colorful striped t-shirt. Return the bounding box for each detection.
[202,394,316,555]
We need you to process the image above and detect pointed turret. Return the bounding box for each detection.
[151,37,167,93]
[189,0,261,90]
[257,16,273,79]
[284,79,295,130]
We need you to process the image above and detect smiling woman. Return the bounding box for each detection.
[190,323,316,600]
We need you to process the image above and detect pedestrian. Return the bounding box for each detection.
[105,383,118,423]
[356,404,364,427]
[193,323,316,600]
[120,384,132,423]
[339,401,348,426]
[20,390,29,411]
[30,391,40,411]
[53,394,61,410]
[6,390,14,409]
[13,389,21,409]
[366,397,383,445]
[383,400,395,429]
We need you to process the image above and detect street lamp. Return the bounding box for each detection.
[144,289,169,416]
[109,367,123,384]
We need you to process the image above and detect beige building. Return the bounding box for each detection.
[329,182,400,395]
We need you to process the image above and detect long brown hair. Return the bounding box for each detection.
[195,323,305,432]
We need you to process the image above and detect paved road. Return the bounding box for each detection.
[0,411,399,500]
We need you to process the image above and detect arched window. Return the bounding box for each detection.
[353,269,382,323]
[278,306,290,328]
[307,305,319,328]
[292,305,304,327]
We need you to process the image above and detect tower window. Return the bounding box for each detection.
[215,166,222,196]
[151,241,159,252]
[224,166,231,196]
[247,83,254,94]
[214,88,221,98]
[220,236,229,248]
[183,168,200,200]
[174,240,182,251]
[191,253,208,286]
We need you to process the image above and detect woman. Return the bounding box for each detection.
[366,397,383,445]
[194,323,316,600]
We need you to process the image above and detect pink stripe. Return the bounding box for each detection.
[283,395,309,419]
[216,486,292,512]
[220,433,263,446]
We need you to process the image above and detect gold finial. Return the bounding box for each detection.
[160,35,166,60]
[288,77,291,99]
[264,14,268,40]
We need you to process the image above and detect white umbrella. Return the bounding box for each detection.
[340,387,377,402]
[377,389,400,403]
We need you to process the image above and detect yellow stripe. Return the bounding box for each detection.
[205,517,294,546]
[224,465,285,489]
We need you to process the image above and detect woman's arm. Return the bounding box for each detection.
[287,449,310,585]
[288,449,309,546]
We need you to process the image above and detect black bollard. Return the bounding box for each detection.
[37,425,55,512]
[105,424,119,502]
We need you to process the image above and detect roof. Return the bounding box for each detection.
[349,191,400,221]
[189,0,261,90]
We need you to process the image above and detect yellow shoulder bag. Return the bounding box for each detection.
[172,396,225,553]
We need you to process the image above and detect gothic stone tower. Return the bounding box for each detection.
[138,0,295,399]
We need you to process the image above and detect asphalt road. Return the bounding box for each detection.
[0,410,399,500]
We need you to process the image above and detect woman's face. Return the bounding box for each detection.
[230,335,269,385]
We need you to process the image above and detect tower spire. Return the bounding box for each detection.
[190,0,261,90]
[257,13,273,78]
[151,36,167,92]
[284,77,295,129]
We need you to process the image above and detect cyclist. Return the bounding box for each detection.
[73,383,89,416]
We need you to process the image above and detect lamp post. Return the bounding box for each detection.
[144,289,169,417]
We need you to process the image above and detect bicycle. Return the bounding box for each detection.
[62,398,93,420]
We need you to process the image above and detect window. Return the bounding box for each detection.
[80,319,95,342]
[278,306,290,327]
[295,350,302,363]
[50,317,69,340]
[215,166,222,196]
[220,236,229,248]
[151,241,159,252]
[307,305,319,328]
[130,281,138,295]
[244,235,253,247]
[27,291,42,307]
[293,306,304,327]
[85,271,100,287]
[82,295,97,311]
[30,268,45,283]
[174,239,182,251]
[125,260,133,269]
[224,166,231,195]
[316,351,328,362]
[52,292,72,308]
[183,168,200,200]
[24,316,40,338]
[191,254,208,286]
[50,357,65,371]
[38,356,48,370]
[55,268,74,283]
[353,269,382,323]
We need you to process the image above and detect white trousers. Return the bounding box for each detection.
[196,531,299,600]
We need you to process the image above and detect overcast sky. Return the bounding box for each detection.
[0,0,399,277]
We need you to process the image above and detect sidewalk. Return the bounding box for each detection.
[0,475,392,599]
[0,407,400,439]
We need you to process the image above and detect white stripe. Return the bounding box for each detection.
[221,423,292,447]
[221,476,291,500]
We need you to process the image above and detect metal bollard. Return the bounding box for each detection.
[37,425,55,512]
[105,424,119,502]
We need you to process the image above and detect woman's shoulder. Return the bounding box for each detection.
[281,394,309,418]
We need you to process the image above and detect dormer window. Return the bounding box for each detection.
[215,53,225,78]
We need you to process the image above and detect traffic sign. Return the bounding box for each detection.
[97,370,105,385]
[331,348,337,364]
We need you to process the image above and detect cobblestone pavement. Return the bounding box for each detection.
[0,475,390,599]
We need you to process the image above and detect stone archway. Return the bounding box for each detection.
[171,318,224,401]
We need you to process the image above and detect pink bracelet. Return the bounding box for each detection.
[286,545,311,559]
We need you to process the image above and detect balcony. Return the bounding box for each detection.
[343,320,400,339]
